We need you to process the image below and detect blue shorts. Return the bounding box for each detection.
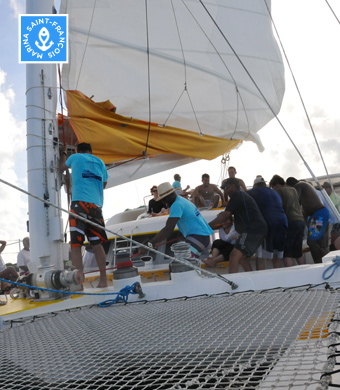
[186,234,211,258]
[307,208,330,242]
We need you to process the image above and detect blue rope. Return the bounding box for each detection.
[322,256,340,280]
[0,277,137,301]
[98,284,139,307]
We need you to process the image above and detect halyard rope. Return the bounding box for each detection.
[0,178,238,289]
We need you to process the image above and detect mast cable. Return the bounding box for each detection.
[57,65,71,235]
[324,0,340,25]
[0,178,236,288]
[165,1,203,135]
[40,70,50,237]
[198,0,338,208]
[171,0,187,83]
[143,0,152,156]
[180,0,249,139]
[75,0,97,90]
[263,0,339,212]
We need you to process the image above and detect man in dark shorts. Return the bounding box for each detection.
[269,175,305,267]
[203,178,267,273]
[247,176,287,270]
[286,177,330,264]
[60,142,108,287]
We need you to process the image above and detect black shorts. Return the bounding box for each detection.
[70,201,108,248]
[284,220,305,258]
[211,239,234,261]
[234,228,266,258]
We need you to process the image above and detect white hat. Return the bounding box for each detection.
[156,182,176,201]
[253,176,266,185]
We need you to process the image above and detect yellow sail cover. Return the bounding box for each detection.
[65,90,242,164]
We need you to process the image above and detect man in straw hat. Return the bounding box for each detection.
[139,182,213,258]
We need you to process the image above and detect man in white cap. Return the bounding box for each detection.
[139,182,213,258]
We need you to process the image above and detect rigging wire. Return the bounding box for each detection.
[143,0,152,157]
[263,0,336,195]
[197,0,331,193]
[75,0,97,90]
[0,178,237,288]
[57,65,71,236]
[40,70,50,236]
[324,0,340,25]
[165,1,204,135]
[180,0,249,139]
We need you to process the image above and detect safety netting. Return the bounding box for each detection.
[1,287,340,389]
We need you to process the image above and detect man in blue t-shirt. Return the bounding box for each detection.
[60,142,108,287]
[139,182,213,258]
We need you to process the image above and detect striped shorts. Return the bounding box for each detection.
[70,201,108,248]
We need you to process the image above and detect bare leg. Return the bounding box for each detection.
[272,255,283,269]
[71,246,82,270]
[202,254,225,267]
[0,267,19,281]
[193,197,204,208]
[239,257,252,272]
[212,195,220,208]
[296,256,306,265]
[283,257,295,267]
[229,248,246,273]
[256,257,265,271]
[334,236,340,250]
[93,244,108,288]
[210,248,220,258]
[307,240,328,264]
[331,230,340,247]
[71,246,84,284]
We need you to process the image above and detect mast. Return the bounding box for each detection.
[26,0,64,273]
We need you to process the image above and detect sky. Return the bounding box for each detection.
[0,0,340,263]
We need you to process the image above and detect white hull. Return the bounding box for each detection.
[2,249,339,325]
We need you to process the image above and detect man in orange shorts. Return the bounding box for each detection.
[60,143,108,287]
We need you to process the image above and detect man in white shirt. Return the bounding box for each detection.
[17,237,30,275]
[0,240,18,286]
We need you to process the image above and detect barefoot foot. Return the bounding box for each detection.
[202,258,217,268]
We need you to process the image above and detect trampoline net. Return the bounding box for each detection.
[1,287,340,389]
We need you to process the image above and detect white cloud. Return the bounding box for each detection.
[9,0,25,17]
[0,67,27,264]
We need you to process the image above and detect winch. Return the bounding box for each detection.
[11,256,81,301]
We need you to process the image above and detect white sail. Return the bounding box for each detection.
[60,0,284,186]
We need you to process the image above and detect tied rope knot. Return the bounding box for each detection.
[322,256,340,280]
[98,282,139,307]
